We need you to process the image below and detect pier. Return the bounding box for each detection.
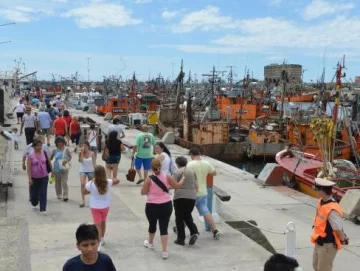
[1,100,360,270]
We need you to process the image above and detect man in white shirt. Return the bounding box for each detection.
[13,100,26,124]
[20,107,37,145]
[108,118,125,140]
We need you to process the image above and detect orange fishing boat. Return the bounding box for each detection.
[216,90,277,127]
[286,121,355,160]
[275,93,316,102]
[96,94,159,117]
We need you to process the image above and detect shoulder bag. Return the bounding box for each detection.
[149,175,169,193]
[43,151,52,173]
[102,143,109,161]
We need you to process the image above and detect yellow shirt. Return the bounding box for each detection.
[187,160,215,197]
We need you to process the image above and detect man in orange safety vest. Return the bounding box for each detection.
[311,178,349,271]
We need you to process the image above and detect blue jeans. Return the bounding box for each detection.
[195,195,210,216]
[30,176,49,212]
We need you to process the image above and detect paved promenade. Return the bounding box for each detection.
[1,109,270,271]
[1,104,360,270]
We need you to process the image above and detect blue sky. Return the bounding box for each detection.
[0,0,359,82]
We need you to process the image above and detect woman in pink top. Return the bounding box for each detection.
[141,158,184,259]
[27,138,52,214]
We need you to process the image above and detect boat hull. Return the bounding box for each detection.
[275,150,346,201]
[176,137,245,161]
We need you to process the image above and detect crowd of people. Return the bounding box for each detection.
[13,94,347,271]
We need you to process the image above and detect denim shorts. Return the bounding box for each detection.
[80,172,94,178]
[106,155,121,164]
[195,195,210,216]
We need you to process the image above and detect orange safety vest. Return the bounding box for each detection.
[311,199,343,249]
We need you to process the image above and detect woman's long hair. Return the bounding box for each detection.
[94,165,108,195]
[106,131,118,152]
[155,142,171,157]
[107,131,118,144]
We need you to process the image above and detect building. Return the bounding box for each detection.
[355,76,360,85]
[264,64,303,84]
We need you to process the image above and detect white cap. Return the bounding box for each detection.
[315,178,335,187]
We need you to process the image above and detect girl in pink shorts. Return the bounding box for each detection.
[83,165,120,251]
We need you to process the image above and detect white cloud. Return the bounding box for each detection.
[268,0,283,7]
[161,10,177,20]
[303,0,355,20]
[156,15,360,59]
[133,0,152,4]
[0,5,52,23]
[62,2,141,28]
[172,6,238,33]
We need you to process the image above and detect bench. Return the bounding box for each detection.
[213,185,231,202]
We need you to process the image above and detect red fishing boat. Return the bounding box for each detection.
[275,149,360,201]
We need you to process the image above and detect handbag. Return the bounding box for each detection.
[126,158,136,182]
[58,149,71,171]
[102,144,109,161]
[43,151,52,174]
[149,175,169,193]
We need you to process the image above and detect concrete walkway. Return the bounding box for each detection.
[2,110,271,270]
[72,109,360,270]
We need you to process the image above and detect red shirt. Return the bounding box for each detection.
[54,118,67,136]
[70,120,80,135]
[62,116,72,127]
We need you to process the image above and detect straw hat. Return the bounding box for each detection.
[315,178,335,187]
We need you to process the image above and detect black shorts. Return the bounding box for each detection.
[71,134,80,145]
[16,112,24,119]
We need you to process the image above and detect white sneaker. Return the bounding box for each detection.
[100,239,105,246]
[40,211,47,215]
[143,240,154,249]
[162,251,169,260]
[31,205,38,210]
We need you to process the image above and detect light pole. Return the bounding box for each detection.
[171,62,175,81]
[86,57,91,91]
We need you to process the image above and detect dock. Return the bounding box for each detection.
[0,102,360,270]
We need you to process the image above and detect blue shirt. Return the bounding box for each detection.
[63,253,116,271]
[32,98,39,105]
[37,111,52,129]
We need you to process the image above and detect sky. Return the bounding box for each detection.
[0,0,359,83]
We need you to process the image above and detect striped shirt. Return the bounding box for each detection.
[23,114,36,128]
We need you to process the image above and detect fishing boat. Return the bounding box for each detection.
[275,149,360,201]
[275,57,360,201]
[275,93,316,102]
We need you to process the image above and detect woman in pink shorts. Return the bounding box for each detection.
[83,165,120,251]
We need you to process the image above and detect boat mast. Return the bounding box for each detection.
[330,55,345,162]
[280,69,288,131]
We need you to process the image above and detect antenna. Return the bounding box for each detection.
[226,65,237,87]
[202,66,221,121]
